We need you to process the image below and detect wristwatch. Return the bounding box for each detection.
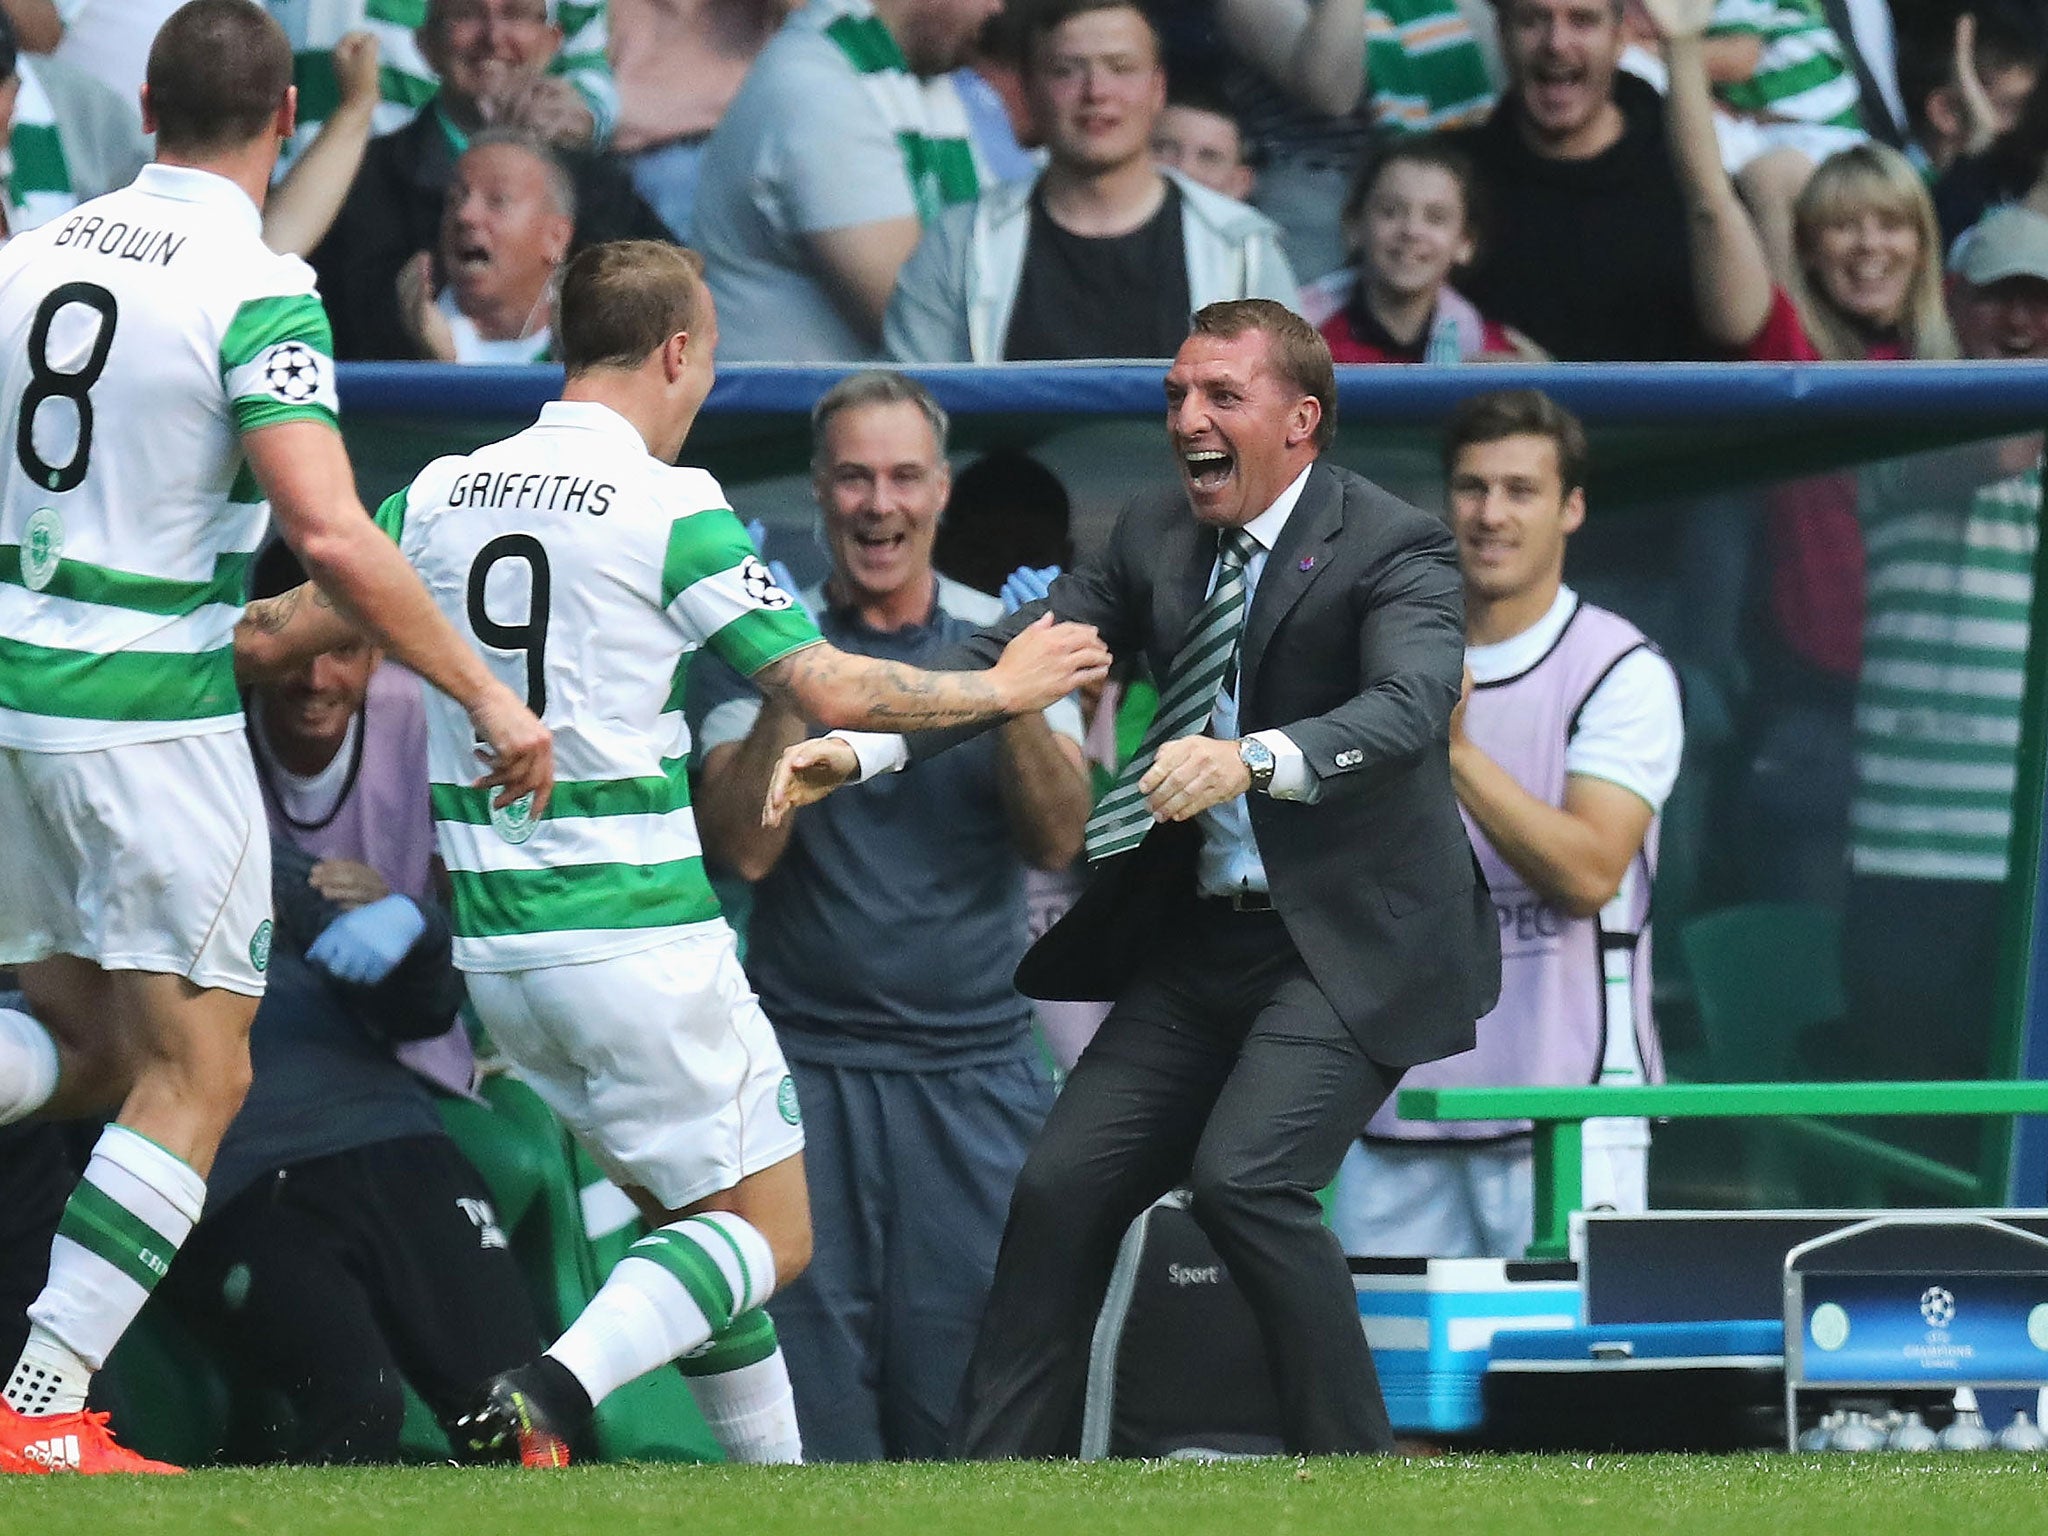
[1238,735,1276,793]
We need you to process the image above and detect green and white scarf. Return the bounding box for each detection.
[6,60,79,236]
[818,0,981,226]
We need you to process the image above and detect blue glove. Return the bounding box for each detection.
[307,894,427,987]
[1000,564,1062,614]
[744,517,770,553]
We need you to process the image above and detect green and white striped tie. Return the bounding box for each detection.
[1083,527,1261,862]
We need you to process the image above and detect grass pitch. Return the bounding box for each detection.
[3,1455,2046,1536]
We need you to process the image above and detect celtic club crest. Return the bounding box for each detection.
[22,507,62,591]
[491,791,537,845]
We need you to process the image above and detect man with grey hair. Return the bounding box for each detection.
[692,370,1094,1460]
[400,131,576,362]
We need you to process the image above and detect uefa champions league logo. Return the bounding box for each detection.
[1920,1286,1957,1329]
[262,343,323,404]
[740,555,793,611]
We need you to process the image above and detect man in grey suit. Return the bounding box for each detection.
[765,299,1501,1456]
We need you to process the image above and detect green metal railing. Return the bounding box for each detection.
[1396,1082,2048,1259]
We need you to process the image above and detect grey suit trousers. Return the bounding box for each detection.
[950,901,1401,1457]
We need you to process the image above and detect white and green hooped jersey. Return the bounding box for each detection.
[1707,0,1863,129]
[374,399,821,972]
[0,163,339,753]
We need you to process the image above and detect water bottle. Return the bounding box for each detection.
[1829,1411,1885,1452]
[1938,1404,1993,1451]
[1886,1410,1939,1451]
[1996,1410,2048,1451]
[1798,1411,1840,1452]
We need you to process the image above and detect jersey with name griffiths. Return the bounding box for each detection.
[0,164,340,752]
[375,398,822,971]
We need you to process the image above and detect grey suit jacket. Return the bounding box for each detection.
[914,458,1501,1068]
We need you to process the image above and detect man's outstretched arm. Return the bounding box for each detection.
[721,614,1108,839]
[236,579,359,681]
[751,614,1109,732]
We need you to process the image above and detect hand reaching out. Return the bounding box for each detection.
[763,736,860,826]
[308,893,427,985]
[1640,0,1714,43]
[988,614,1112,714]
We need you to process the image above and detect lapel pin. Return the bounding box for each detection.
[1297,556,1317,573]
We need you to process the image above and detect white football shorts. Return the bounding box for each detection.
[465,925,804,1211]
[0,731,274,997]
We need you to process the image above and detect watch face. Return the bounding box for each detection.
[1241,739,1274,773]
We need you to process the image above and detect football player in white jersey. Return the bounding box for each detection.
[233,239,1110,1465]
[0,0,551,1475]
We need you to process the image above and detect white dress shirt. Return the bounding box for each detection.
[1196,463,1315,896]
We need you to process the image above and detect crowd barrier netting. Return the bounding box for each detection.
[339,361,2048,1211]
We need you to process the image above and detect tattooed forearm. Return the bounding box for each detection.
[241,586,303,636]
[768,646,1010,730]
[234,580,366,682]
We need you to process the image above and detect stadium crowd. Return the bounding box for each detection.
[0,0,2045,1474]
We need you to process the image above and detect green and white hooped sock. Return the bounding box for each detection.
[545,1211,776,1409]
[0,1007,59,1126]
[679,1310,803,1464]
[6,1125,204,1416]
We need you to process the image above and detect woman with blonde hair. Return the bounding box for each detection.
[1780,144,1962,362]
[1649,0,1957,362]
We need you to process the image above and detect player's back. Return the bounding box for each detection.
[0,164,339,752]
[380,399,817,971]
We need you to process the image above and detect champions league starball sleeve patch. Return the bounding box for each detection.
[222,292,340,432]
[663,510,821,676]
[738,554,796,611]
